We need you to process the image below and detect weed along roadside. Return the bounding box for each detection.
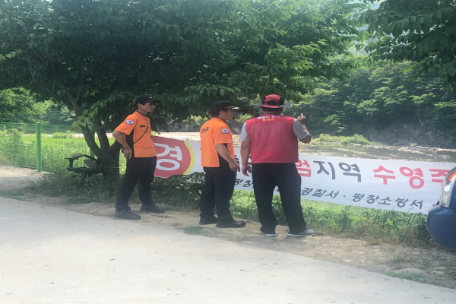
[1,164,456,290]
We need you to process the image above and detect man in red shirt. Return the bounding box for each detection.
[240,94,314,237]
[199,100,246,228]
[112,95,165,220]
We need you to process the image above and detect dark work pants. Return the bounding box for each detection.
[199,166,236,221]
[252,163,306,234]
[115,157,157,212]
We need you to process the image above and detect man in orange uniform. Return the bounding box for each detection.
[240,94,313,237]
[199,100,246,228]
[112,95,165,220]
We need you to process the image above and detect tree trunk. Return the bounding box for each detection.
[80,124,121,179]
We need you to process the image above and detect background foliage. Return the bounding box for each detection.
[285,60,456,147]
[0,0,363,174]
[0,88,49,123]
[362,0,456,89]
[2,0,456,149]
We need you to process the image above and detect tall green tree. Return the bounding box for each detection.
[361,0,456,89]
[0,0,363,175]
[0,87,47,123]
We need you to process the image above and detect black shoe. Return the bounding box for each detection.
[140,205,165,214]
[216,219,246,228]
[199,216,218,225]
[114,210,141,220]
[288,229,315,237]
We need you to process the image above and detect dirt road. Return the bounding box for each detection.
[1,165,456,289]
[3,195,456,303]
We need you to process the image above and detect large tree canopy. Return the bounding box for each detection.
[361,0,456,89]
[0,0,363,174]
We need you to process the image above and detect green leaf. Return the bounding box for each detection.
[446,66,456,77]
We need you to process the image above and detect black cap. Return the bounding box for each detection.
[209,100,240,116]
[135,95,161,105]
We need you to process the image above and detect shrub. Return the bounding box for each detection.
[153,172,205,208]
[340,134,371,145]
[33,172,119,203]
[0,129,34,167]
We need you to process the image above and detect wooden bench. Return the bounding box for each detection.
[65,153,104,177]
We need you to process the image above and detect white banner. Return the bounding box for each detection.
[153,136,456,214]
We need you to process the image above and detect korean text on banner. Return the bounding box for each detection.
[152,136,456,214]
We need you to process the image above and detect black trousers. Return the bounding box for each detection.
[199,166,236,221]
[252,163,306,234]
[115,157,157,212]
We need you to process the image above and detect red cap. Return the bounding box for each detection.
[261,94,290,108]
